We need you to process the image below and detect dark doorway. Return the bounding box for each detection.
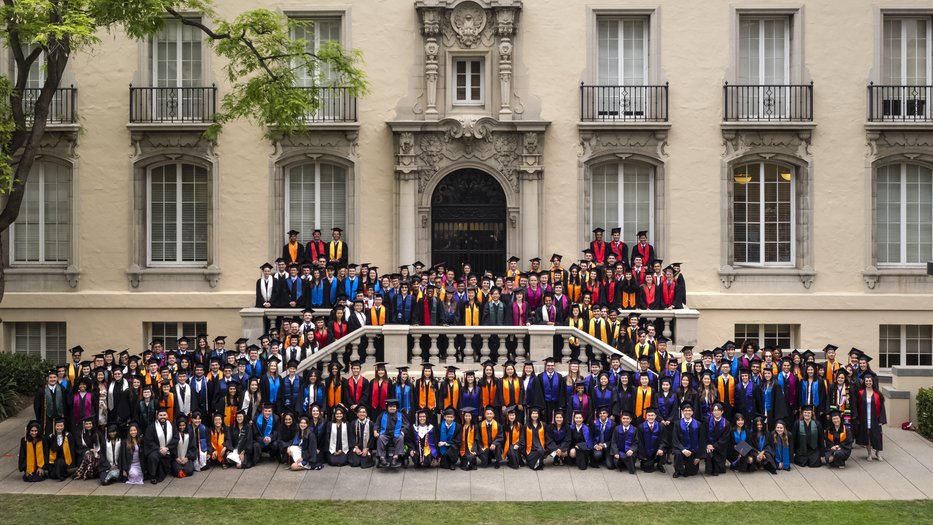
[431,169,507,275]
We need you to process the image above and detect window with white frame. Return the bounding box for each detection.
[150,322,207,352]
[737,15,791,118]
[453,58,484,106]
[152,19,203,120]
[876,163,933,265]
[11,160,71,264]
[285,162,347,240]
[879,324,933,367]
[734,323,795,350]
[291,17,342,85]
[148,163,209,265]
[291,17,344,120]
[596,16,649,117]
[13,322,67,363]
[591,161,654,245]
[733,162,795,266]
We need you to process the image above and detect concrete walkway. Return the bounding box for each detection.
[1,407,931,502]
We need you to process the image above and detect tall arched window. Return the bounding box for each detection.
[147,162,209,264]
[732,162,795,265]
[285,161,347,237]
[11,160,72,264]
[590,161,655,243]
[876,163,933,265]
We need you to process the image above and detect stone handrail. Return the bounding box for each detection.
[293,324,639,375]
[242,306,700,350]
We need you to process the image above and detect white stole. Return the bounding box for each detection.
[156,422,174,448]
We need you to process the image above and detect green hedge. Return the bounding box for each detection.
[918,387,933,440]
[0,353,50,420]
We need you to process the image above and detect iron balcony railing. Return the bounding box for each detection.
[23,86,77,124]
[580,83,669,122]
[296,86,358,123]
[867,83,933,122]
[129,85,217,123]
[723,82,813,122]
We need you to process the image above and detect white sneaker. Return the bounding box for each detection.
[866,453,872,461]
[874,451,882,461]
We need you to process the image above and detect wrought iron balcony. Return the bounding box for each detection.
[723,82,813,122]
[296,86,358,123]
[23,86,77,124]
[867,83,933,122]
[129,85,217,124]
[580,83,669,122]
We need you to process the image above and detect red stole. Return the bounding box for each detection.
[592,241,606,263]
[662,279,676,307]
[644,284,657,307]
[349,376,365,403]
[333,322,348,340]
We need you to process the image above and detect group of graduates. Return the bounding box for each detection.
[23,334,887,483]
[257,226,687,362]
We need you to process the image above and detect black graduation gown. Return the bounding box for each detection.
[143,422,179,481]
[854,388,886,451]
[255,277,282,308]
[671,418,706,476]
[793,418,823,467]
[824,423,852,467]
[636,420,666,471]
[705,418,730,475]
[282,242,307,265]
[347,418,376,468]
[171,428,197,477]
[98,438,125,481]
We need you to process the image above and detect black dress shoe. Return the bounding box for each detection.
[150,479,158,484]
[658,465,666,473]
[673,472,681,478]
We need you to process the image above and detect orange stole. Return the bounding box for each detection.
[369,307,386,326]
[480,420,499,448]
[717,376,735,405]
[501,378,521,406]
[418,380,436,410]
[443,381,460,409]
[224,403,237,427]
[460,425,476,455]
[481,383,498,408]
[327,381,343,408]
[826,425,847,444]
[621,291,637,309]
[502,424,521,459]
[525,424,545,455]
[159,393,175,422]
[636,387,653,418]
[211,429,225,455]
[288,242,298,262]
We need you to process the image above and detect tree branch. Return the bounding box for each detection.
[166,8,230,40]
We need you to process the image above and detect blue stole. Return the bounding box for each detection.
[345,277,360,298]
[617,425,635,452]
[327,277,338,304]
[310,282,324,306]
[267,376,281,403]
[593,388,613,410]
[595,419,612,444]
[288,277,303,300]
[461,388,480,413]
[439,421,457,455]
[680,419,698,450]
[257,415,274,438]
[801,379,820,407]
[657,392,675,420]
[379,412,403,438]
[543,373,559,402]
[642,421,660,452]
[762,383,774,414]
[395,384,412,412]
[283,376,300,407]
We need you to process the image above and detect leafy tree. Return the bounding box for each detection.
[0,0,366,302]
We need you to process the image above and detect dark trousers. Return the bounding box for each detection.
[592,446,614,469]
[615,452,636,473]
[171,458,195,477]
[570,445,589,470]
[478,447,500,467]
[348,450,375,468]
[146,451,171,482]
[327,451,348,466]
[674,450,701,476]
[795,449,822,468]
[377,433,405,460]
[705,449,727,475]
[460,451,477,470]
[639,452,664,472]
[440,447,459,469]
[525,450,544,470]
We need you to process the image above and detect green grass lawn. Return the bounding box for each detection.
[1,494,930,524]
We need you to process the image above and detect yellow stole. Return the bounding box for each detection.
[635,343,651,359]
[48,434,73,466]
[481,382,498,408]
[443,381,460,409]
[588,319,609,343]
[211,429,225,454]
[502,424,521,459]
[525,424,545,455]
[501,377,521,406]
[25,440,45,474]
[636,387,653,418]
[568,317,585,346]
[460,425,475,455]
[369,307,386,326]
[464,304,481,326]
[329,241,343,261]
[418,380,436,410]
[480,420,499,448]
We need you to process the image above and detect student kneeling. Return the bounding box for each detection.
[409,409,439,468]
[171,415,196,478]
[327,404,351,466]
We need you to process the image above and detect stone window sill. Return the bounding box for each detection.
[127,264,221,288]
[862,266,931,290]
[719,265,816,289]
[6,265,81,288]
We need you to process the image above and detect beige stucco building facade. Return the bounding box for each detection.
[2,0,933,371]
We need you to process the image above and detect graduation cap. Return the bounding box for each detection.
[592,227,605,234]
[849,347,863,358]
[619,409,635,419]
[581,248,594,255]
[214,336,226,343]
[801,350,815,361]
[69,345,85,355]
[529,257,541,263]
[660,375,673,384]
[287,229,300,236]
[507,256,520,263]
[859,354,873,363]
[550,253,563,262]
[260,262,274,271]
[610,227,621,235]
[735,440,754,457]
[412,261,425,269]
[504,405,517,414]
[681,345,695,354]
[331,227,343,233]
[800,404,815,412]
[636,230,649,238]
[460,406,476,414]
[723,340,736,349]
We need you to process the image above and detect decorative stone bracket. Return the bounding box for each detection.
[862,266,932,290]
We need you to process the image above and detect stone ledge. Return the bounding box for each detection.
[862,266,932,290]
[882,386,911,399]
[5,265,81,288]
[719,265,816,289]
[126,264,221,289]
[892,366,933,377]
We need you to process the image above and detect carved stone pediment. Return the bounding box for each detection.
[130,129,216,159]
[271,129,360,160]
[579,128,669,162]
[866,128,933,162]
[721,127,813,162]
[390,117,547,195]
